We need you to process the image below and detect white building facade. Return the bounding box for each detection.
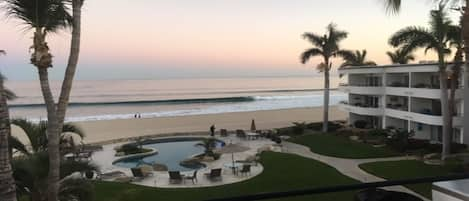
[338,63,467,144]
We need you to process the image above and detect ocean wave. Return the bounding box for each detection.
[9,96,257,108]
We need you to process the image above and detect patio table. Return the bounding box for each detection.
[223,162,243,175]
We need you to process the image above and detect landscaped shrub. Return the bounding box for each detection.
[120,144,141,155]
[368,129,388,137]
[424,143,468,154]
[307,122,341,132]
[116,143,152,155]
[292,122,307,135]
[354,120,368,129]
[386,129,414,152]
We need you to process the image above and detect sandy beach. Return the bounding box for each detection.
[12,106,346,144]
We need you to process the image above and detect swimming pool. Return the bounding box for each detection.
[113,138,225,172]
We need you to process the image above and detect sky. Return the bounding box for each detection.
[0,0,457,80]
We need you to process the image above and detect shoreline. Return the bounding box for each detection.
[12,106,346,145]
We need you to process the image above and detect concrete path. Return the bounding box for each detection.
[281,141,430,201]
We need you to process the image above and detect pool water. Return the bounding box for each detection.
[114,140,223,172]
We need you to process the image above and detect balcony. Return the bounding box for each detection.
[338,84,384,95]
[384,108,462,127]
[338,102,383,116]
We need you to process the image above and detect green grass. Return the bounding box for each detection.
[289,134,400,159]
[94,152,359,201]
[359,160,454,199]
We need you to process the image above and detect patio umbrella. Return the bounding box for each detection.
[250,119,256,131]
[215,143,250,173]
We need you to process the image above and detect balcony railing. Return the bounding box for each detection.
[203,174,469,201]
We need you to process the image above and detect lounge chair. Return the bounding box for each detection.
[168,171,183,184]
[220,129,228,137]
[131,167,152,179]
[183,170,198,184]
[240,164,251,176]
[204,168,222,181]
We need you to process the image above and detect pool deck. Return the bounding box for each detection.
[91,134,279,188]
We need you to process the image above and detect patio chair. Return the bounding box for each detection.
[184,170,198,184]
[168,171,184,184]
[220,129,228,137]
[204,168,222,181]
[131,167,152,179]
[236,130,246,139]
[240,164,251,176]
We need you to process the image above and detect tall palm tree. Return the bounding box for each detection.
[0,50,17,201]
[341,49,377,67]
[9,119,85,156]
[386,49,416,64]
[389,5,459,160]
[3,1,85,200]
[300,23,351,132]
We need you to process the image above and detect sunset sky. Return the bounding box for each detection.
[0,0,454,80]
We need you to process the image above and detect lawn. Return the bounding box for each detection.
[359,160,454,199]
[94,152,359,201]
[289,133,400,159]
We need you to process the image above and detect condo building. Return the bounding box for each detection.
[338,63,468,144]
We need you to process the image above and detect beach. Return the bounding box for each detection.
[10,106,345,144]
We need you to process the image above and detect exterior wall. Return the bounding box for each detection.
[339,63,466,144]
[433,191,464,201]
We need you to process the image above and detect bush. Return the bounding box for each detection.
[292,122,307,135]
[116,143,151,155]
[307,122,341,132]
[386,129,414,152]
[424,143,468,154]
[368,129,388,137]
[354,120,368,129]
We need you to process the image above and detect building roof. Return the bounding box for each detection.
[339,63,441,70]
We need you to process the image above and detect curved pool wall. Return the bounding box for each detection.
[113,137,225,172]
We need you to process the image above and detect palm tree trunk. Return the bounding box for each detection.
[322,62,330,133]
[438,59,451,160]
[37,68,60,201]
[56,0,83,129]
[463,1,469,145]
[0,75,17,201]
[449,49,463,144]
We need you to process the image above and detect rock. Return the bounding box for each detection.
[152,163,168,171]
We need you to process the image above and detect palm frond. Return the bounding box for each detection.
[3,0,73,32]
[302,32,324,47]
[383,0,401,14]
[9,135,30,155]
[4,88,17,100]
[11,118,46,153]
[62,123,85,139]
[300,48,323,64]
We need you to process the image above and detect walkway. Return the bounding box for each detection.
[281,141,430,201]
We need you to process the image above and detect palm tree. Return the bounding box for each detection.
[3,1,85,200]
[12,152,96,201]
[386,49,416,64]
[9,119,85,156]
[341,49,377,67]
[300,23,351,132]
[389,5,459,160]
[448,24,464,143]
[195,138,218,156]
[0,50,17,201]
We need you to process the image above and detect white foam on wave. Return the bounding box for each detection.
[56,92,347,122]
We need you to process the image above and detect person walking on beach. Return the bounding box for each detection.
[210,124,216,137]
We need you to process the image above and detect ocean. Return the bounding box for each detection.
[6,77,346,122]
